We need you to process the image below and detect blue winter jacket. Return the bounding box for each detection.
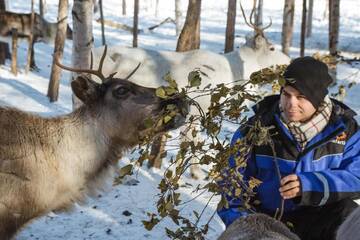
[217,95,360,227]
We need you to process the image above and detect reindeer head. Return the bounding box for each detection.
[240,0,274,52]
[34,13,73,43]
[238,0,290,71]
[56,46,188,145]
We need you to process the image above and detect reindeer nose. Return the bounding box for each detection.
[161,96,189,117]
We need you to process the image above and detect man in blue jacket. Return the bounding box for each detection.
[217,56,360,240]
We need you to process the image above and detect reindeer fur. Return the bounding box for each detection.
[0,74,186,239]
[217,213,300,240]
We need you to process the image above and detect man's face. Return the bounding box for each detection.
[280,85,316,122]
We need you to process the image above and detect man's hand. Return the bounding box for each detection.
[279,174,302,199]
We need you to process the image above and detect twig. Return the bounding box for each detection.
[194,193,216,226]
[96,17,176,33]
[269,139,284,221]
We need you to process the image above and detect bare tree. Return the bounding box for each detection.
[148,135,167,169]
[176,0,201,52]
[72,0,94,108]
[155,0,159,17]
[0,0,10,65]
[224,0,237,53]
[11,28,18,75]
[0,0,4,12]
[122,0,126,15]
[175,0,182,36]
[99,0,106,45]
[133,0,139,47]
[300,0,307,57]
[25,0,35,73]
[281,0,295,55]
[306,0,313,38]
[255,0,263,27]
[329,0,340,56]
[39,0,47,17]
[323,0,329,20]
[47,0,69,102]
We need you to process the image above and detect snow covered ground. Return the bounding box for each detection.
[0,0,359,239]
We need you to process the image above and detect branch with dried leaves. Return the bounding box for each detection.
[115,64,289,239]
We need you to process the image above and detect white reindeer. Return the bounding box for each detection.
[92,38,290,112]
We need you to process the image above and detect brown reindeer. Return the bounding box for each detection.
[0,46,188,239]
[0,10,73,69]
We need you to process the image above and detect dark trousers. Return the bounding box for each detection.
[280,198,358,240]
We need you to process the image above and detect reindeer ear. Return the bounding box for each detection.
[71,75,102,104]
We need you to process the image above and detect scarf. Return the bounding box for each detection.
[280,96,333,149]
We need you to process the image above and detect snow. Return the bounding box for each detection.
[0,0,359,239]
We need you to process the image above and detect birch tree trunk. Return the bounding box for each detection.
[175,0,182,36]
[306,0,313,38]
[176,0,201,52]
[0,0,10,65]
[224,0,236,53]
[155,0,159,17]
[39,0,47,17]
[11,28,18,76]
[329,0,340,56]
[255,0,263,28]
[47,0,69,102]
[122,0,126,15]
[323,0,329,20]
[133,0,139,47]
[72,0,94,109]
[300,0,307,57]
[25,0,35,73]
[329,0,339,83]
[99,0,106,45]
[281,0,295,56]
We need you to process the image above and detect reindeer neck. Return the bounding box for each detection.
[224,50,246,81]
[42,21,57,44]
[53,107,123,184]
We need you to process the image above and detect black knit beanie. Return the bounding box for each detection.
[283,56,333,109]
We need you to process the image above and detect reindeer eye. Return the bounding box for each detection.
[113,86,130,98]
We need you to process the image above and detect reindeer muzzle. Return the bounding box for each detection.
[161,96,189,130]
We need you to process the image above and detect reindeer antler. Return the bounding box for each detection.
[55,45,141,82]
[55,45,110,82]
[240,0,272,34]
[261,18,272,31]
[125,63,141,80]
[240,0,259,32]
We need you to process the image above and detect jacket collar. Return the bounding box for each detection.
[253,95,357,126]
[252,95,355,155]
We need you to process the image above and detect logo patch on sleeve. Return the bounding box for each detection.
[331,132,347,145]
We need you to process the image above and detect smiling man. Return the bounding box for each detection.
[217,57,360,240]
